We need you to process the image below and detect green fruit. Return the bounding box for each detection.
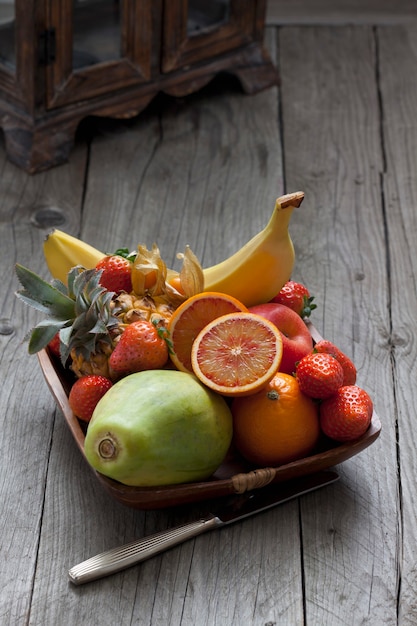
[84,369,233,486]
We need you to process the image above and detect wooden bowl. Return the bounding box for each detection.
[37,322,381,509]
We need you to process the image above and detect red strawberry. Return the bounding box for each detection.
[96,255,132,294]
[319,385,373,442]
[314,339,357,386]
[48,332,61,358]
[69,375,113,422]
[270,280,316,318]
[296,352,344,399]
[109,320,169,375]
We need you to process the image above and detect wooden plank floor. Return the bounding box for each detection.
[2,6,417,626]
[266,0,417,24]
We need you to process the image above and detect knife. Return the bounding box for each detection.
[69,470,339,585]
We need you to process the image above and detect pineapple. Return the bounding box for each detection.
[113,292,175,326]
[15,264,122,380]
[15,242,204,381]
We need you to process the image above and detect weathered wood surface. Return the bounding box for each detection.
[266,0,417,24]
[2,16,417,626]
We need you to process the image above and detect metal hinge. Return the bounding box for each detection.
[38,28,56,66]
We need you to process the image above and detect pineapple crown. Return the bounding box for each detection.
[15,264,119,365]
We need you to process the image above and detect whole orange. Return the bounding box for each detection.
[231,372,320,465]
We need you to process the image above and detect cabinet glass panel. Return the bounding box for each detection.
[0,0,15,72]
[187,0,230,36]
[73,0,121,69]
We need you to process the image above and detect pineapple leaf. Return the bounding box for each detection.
[51,278,69,295]
[15,264,75,319]
[15,292,55,315]
[27,322,63,354]
[88,319,110,335]
[33,318,71,330]
[67,266,82,298]
[67,265,97,298]
[58,326,73,365]
[17,263,120,366]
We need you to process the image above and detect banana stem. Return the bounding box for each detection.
[277,191,305,209]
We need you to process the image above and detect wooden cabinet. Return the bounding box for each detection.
[0,1,278,173]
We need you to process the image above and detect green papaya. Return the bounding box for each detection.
[84,369,233,486]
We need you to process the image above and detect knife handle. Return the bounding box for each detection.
[69,516,220,585]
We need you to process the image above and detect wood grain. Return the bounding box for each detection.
[1,10,417,626]
[266,0,417,24]
[377,24,417,625]
[279,24,399,624]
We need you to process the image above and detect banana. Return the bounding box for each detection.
[202,191,304,307]
[43,191,304,306]
[43,229,105,283]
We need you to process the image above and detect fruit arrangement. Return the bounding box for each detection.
[15,191,379,495]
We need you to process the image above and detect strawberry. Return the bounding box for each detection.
[109,320,169,375]
[96,254,132,294]
[69,375,113,422]
[48,332,61,358]
[296,352,344,399]
[270,280,316,318]
[314,339,357,386]
[319,385,373,442]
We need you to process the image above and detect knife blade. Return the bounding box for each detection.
[68,470,339,585]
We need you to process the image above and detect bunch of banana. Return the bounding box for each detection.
[43,191,304,307]
[202,191,304,306]
[43,230,105,284]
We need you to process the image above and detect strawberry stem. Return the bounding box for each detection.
[301,295,317,318]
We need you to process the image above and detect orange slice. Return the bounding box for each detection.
[167,292,248,373]
[191,312,283,397]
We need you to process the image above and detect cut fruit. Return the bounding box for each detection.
[191,312,283,397]
[167,291,248,373]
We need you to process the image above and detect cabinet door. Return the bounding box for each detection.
[162,0,265,73]
[0,1,15,71]
[0,1,18,98]
[46,0,153,109]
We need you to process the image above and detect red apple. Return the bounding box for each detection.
[249,302,313,375]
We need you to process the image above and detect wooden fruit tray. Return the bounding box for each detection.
[37,322,381,509]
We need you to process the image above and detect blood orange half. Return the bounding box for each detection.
[167,292,248,373]
[191,312,283,397]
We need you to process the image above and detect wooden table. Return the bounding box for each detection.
[2,6,417,624]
